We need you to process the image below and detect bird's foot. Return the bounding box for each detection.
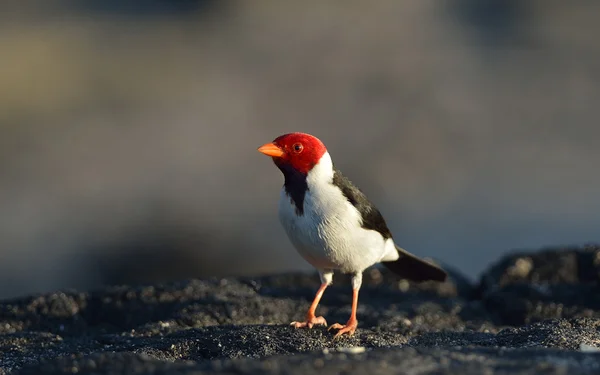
[328,319,358,338]
[290,315,328,329]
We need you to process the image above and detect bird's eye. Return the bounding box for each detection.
[292,143,303,153]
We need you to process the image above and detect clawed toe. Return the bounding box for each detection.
[290,315,328,329]
[328,320,358,338]
[327,323,344,331]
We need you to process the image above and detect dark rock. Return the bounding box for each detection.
[3,246,600,374]
[495,318,600,350]
[479,244,600,325]
[480,244,600,290]
[410,317,600,350]
[483,283,600,326]
[14,347,600,375]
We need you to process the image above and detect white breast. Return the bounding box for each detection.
[277,152,398,273]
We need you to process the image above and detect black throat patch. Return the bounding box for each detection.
[278,163,308,216]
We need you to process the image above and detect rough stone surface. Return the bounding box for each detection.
[3,246,600,374]
[480,244,600,325]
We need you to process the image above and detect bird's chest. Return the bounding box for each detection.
[277,185,361,270]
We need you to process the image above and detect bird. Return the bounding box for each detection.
[257,132,447,338]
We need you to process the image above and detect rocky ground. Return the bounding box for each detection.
[2,245,600,374]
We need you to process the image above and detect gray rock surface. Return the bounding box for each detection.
[3,245,600,374]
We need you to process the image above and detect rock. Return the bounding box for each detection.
[3,246,600,374]
[410,317,600,350]
[480,244,600,290]
[479,244,600,325]
[13,346,600,375]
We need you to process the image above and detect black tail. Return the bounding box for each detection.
[382,246,447,282]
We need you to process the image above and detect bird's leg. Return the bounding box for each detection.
[290,283,328,328]
[329,273,361,338]
[291,270,332,329]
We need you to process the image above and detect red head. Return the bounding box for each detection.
[257,132,327,175]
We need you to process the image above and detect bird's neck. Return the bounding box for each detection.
[306,152,334,188]
[279,152,334,215]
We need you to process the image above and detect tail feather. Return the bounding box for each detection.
[382,246,447,282]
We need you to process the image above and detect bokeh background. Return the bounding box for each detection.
[1,0,599,299]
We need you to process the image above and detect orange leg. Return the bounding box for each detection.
[329,288,359,338]
[290,282,329,328]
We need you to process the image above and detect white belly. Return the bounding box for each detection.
[277,185,398,273]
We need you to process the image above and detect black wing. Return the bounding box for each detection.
[332,168,393,239]
[332,169,447,282]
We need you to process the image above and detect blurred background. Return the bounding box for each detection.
[1,0,599,299]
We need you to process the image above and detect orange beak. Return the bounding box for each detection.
[257,142,285,158]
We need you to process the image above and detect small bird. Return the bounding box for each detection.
[258,132,447,338]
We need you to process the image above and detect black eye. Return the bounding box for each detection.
[293,143,303,153]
